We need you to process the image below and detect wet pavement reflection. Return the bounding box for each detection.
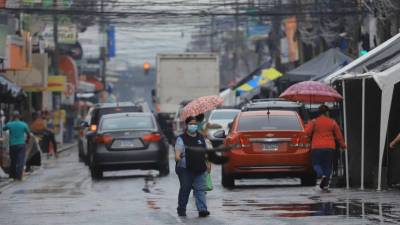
[223,199,400,223]
[1,147,400,225]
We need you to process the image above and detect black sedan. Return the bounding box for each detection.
[88,112,170,179]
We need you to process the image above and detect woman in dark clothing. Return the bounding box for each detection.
[174,116,210,218]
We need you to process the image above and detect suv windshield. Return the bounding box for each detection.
[91,106,142,125]
[238,115,302,131]
[100,116,155,131]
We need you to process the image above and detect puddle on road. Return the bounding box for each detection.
[146,198,161,210]
[142,174,157,193]
[13,188,66,194]
[223,199,400,223]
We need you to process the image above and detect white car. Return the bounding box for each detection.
[206,109,240,146]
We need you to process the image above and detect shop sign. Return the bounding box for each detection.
[47,75,66,92]
[42,22,77,46]
[5,53,48,92]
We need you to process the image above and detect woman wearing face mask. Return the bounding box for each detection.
[175,116,210,218]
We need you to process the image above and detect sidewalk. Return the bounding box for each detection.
[0,142,77,191]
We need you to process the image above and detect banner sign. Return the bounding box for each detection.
[0,24,7,59]
[107,25,116,58]
[247,23,271,40]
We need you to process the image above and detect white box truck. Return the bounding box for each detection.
[155,53,220,143]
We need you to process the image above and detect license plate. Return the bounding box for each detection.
[112,139,142,149]
[263,143,278,151]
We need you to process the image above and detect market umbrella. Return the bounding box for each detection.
[180,95,224,121]
[279,81,342,103]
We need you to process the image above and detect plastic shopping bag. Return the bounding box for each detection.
[206,172,213,191]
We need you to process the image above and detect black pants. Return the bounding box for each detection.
[41,131,57,154]
[9,145,26,180]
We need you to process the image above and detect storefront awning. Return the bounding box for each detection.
[0,74,26,102]
[236,68,282,94]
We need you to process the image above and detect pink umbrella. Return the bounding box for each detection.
[280,81,343,103]
[180,95,224,121]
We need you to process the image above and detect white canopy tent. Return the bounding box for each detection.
[372,64,400,191]
[323,32,400,85]
[325,32,400,190]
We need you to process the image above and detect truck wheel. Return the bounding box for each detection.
[221,167,234,188]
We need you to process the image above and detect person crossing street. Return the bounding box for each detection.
[175,116,210,218]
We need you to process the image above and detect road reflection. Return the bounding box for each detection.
[223,198,399,224]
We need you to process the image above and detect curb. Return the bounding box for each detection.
[58,142,77,153]
[0,179,12,191]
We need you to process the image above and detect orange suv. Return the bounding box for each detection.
[215,110,315,188]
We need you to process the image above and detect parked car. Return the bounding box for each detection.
[78,102,143,164]
[206,109,240,147]
[134,99,152,113]
[88,112,170,179]
[215,110,315,188]
[241,98,309,122]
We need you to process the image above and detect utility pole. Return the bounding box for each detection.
[233,0,239,72]
[52,0,59,75]
[210,15,215,52]
[52,0,60,110]
[271,0,282,70]
[100,0,107,89]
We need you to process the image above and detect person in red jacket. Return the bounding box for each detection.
[305,105,347,190]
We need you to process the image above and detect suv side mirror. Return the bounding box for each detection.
[227,122,232,129]
[213,130,226,139]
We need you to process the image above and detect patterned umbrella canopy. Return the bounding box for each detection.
[180,95,224,121]
[279,81,343,103]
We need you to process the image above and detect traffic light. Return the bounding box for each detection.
[143,62,151,75]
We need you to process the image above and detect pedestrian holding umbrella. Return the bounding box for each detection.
[280,81,347,191]
[174,95,229,217]
[179,95,231,162]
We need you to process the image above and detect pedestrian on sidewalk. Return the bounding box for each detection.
[175,116,210,218]
[3,111,30,181]
[31,111,58,158]
[304,105,347,191]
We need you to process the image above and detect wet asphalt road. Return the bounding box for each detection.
[1,147,400,225]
